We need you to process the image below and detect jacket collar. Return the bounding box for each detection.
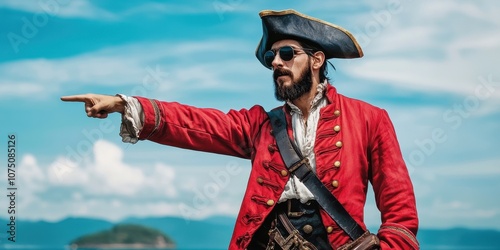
[325,82,338,106]
[286,81,328,115]
[283,81,337,114]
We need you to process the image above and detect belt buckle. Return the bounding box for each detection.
[287,199,305,218]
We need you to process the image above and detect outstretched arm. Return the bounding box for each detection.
[61,94,126,119]
[61,94,266,158]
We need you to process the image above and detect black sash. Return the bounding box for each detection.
[267,108,365,240]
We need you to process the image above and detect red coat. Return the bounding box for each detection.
[134,84,419,249]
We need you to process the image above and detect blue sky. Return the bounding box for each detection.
[0,0,499,231]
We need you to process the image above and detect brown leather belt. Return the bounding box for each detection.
[248,198,332,250]
[281,199,317,218]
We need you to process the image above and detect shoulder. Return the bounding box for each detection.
[325,83,387,119]
[336,93,388,122]
[228,104,278,128]
[233,104,271,118]
[338,93,382,110]
[240,104,286,117]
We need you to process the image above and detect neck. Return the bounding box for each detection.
[291,79,321,120]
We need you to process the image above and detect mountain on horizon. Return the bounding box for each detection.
[1,216,500,249]
[71,224,175,249]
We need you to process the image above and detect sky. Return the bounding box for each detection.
[0,0,499,231]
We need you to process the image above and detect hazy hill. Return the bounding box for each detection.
[1,217,113,246]
[71,224,175,249]
[122,216,234,249]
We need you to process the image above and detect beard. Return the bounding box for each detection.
[273,62,313,102]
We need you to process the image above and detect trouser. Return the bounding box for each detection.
[247,199,333,250]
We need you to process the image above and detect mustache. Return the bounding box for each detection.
[273,68,293,81]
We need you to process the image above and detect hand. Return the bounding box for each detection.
[61,94,125,119]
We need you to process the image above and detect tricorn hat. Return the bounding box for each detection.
[256,9,363,69]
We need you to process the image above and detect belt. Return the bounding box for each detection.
[248,199,332,250]
[277,199,319,218]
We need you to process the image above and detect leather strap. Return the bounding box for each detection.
[267,108,366,240]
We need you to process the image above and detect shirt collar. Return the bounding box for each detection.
[287,80,328,115]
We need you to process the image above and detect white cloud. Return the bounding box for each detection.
[0,0,253,21]
[48,157,88,186]
[18,154,44,183]
[17,154,47,204]
[0,39,263,99]
[13,140,249,222]
[27,198,186,222]
[0,0,116,20]
[339,1,500,114]
[409,155,500,228]
[364,157,500,228]
[48,140,150,196]
[429,198,497,219]
[417,198,499,228]
[0,83,46,97]
[346,58,499,96]
[413,157,500,181]
[119,2,230,16]
[91,140,146,196]
[144,163,177,198]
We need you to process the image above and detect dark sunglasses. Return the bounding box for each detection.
[264,46,313,68]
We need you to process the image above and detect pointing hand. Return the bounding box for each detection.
[61,94,125,119]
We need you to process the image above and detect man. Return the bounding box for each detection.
[62,9,418,249]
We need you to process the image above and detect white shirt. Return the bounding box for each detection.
[278,81,327,203]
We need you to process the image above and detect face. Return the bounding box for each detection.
[269,40,313,101]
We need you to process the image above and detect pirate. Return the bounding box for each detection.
[62,9,419,250]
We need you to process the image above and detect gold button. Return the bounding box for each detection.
[303,224,313,234]
[257,177,263,184]
[280,170,288,177]
[332,180,339,188]
[334,161,341,168]
[335,141,343,148]
[327,226,334,234]
[266,199,275,206]
[334,110,341,116]
[334,125,341,132]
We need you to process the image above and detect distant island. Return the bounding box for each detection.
[70,224,175,249]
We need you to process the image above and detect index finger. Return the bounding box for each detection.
[60,95,89,102]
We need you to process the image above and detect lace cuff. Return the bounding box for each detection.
[117,94,144,144]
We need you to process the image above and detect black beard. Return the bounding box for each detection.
[273,63,313,102]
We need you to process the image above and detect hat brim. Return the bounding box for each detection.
[256,9,363,69]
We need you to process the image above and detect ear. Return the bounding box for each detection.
[311,51,325,70]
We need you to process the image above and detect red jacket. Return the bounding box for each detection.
[134,84,419,249]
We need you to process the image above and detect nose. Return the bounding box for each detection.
[271,52,284,70]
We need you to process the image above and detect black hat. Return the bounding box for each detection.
[256,9,363,69]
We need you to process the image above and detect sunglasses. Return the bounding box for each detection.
[264,46,313,68]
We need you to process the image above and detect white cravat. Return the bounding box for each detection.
[278,81,328,203]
